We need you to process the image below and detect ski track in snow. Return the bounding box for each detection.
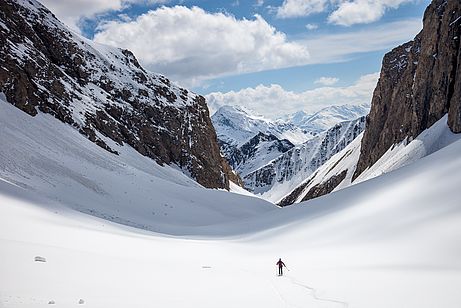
[283,275,348,308]
[242,268,348,308]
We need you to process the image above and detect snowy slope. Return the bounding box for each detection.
[0,98,274,234]
[355,114,461,183]
[283,115,461,205]
[1,117,461,307]
[279,133,364,205]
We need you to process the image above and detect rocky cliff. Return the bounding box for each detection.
[354,0,461,179]
[0,0,234,189]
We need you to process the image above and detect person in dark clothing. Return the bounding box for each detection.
[276,258,286,276]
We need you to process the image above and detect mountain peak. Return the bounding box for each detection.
[212,104,310,147]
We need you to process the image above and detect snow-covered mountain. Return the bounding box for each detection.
[212,105,311,146]
[212,104,369,199]
[244,116,366,202]
[219,132,295,179]
[280,115,461,206]
[278,0,461,206]
[0,0,237,189]
[0,97,274,233]
[288,104,370,134]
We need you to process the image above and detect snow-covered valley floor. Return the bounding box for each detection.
[1,99,461,307]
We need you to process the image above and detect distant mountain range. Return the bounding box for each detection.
[287,104,370,134]
[212,104,369,202]
[211,105,312,147]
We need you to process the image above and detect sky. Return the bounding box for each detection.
[40,0,430,119]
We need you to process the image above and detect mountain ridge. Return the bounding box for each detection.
[0,0,237,189]
[354,0,461,179]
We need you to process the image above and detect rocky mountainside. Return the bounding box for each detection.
[281,112,461,206]
[0,0,236,189]
[278,134,363,206]
[279,0,461,206]
[219,132,294,179]
[354,0,461,179]
[244,116,365,202]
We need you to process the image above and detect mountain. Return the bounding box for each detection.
[279,115,461,206]
[0,97,274,233]
[219,132,294,179]
[288,104,370,134]
[212,105,311,146]
[0,0,237,189]
[212,104,369,198]
[279,0,461,205]
[354,0,461,180]
[244,116,366,202]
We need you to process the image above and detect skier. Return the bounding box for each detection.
[276,258,286,276]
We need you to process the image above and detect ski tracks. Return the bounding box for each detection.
[241,268,348,308]
[283,275,348,308]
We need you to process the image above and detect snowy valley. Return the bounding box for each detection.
[1,0,461,307]
[1,93,461,307]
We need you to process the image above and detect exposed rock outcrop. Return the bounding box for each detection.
[300,170,347,203]
[354,0,461,179]
[277,174,316,207]
[0,0,234,189]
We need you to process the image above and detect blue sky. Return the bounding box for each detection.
[41,0,431,118]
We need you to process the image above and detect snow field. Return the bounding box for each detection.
[1,98,461,307]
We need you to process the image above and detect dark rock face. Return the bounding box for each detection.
[277,174,316,207]
[0,0,233,189]
[220,132,294,172]
[241,133,294,161]
[354,0,461,179]
[300,170,347,203]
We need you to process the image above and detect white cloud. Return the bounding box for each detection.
[276,0,415,26]
[301,19,422,64]
[305,23,319,30]
[276,0,328,18]
[94,9,419,87]
[40,0,169,31]
[94,6,310,87]
[314,77,339,86]
[328,0,414,26]
[206,73,379,119]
